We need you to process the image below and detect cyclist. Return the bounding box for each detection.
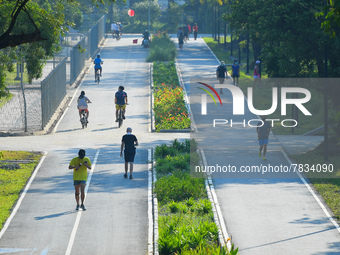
[77,91,92,122]
[111,22,120,39]
[94,54,103,82]
[115,86,128,122]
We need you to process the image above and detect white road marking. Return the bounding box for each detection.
[147,149,153,254]
[0,152,47,240]
[65,149,100,255]
[0,248,32,253]
[281,150,340,234]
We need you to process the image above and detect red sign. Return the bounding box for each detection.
[128,9,135,17]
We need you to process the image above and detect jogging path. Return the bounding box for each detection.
[175,35,340,254]
[0,34,189,255]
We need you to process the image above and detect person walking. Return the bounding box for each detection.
[253,60,261,88]
[120,127,138,179]
[231,60,240,86]
[216,61,228,94]
[177,27,184,50]
[257,116,271,160]
[192,23,198,40]
[69,149,92,210]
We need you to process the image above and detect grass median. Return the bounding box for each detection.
[0,151,42,231]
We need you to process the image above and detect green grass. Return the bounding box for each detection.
[5,64,29,86]
[0,151,42,231]
[0,94,13,109]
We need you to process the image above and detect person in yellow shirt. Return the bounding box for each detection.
[69,149,92,210]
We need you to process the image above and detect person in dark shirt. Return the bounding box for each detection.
[257,116,271,160]
[115,86,128,122]
[121,127,138,179]
[216,61,227,94]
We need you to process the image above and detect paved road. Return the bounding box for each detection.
[0,34,189,255]
[175,35,340,254]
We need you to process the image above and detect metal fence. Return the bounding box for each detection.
[70,15,106,84]
[70,37,87,85]
[41,57,67,129]
[0,16,106,134]
[88,15,106,59]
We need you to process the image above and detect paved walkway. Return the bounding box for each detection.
[0,34,189,255]
[175,35,340,254]
[0,33,338,255]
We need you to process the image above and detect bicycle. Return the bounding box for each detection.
[80,110,88,129]
[95,68,100,84]
[117,108,124,128]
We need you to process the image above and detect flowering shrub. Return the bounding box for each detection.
[154,86,190,130]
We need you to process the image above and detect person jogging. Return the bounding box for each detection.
[121,127,138,179]
[216,61,228,94]
[257,116,271,160]
[231,61,240,86]
[192,23,198,40]
[69,149,92,210]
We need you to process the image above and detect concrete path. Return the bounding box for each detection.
[0,34,189,255]
[175,35,340,254]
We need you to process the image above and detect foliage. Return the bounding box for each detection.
[166,3,185,32]
[152,61,190,131]
[132,0,161,25]
[153,61,179,88]
[146,34,177,62]
[155,170,206,204]
[154,86,190,130]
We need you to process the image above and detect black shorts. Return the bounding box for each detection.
[124,149,136,162]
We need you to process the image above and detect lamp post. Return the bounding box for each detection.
[148,0,150,31]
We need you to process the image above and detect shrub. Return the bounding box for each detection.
[146,35,177,62]
[154,171,206,204]
[154,86,190,130]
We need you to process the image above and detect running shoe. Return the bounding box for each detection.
[129,175,133,179]
[258,152,262,157]
[115,119,119,122]
[76,204,80,210]
[122,115,125,120]
[80,204,86,211]
[262,156,267,160]
[123,173,127,178]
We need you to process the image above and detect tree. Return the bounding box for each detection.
[0,0,114,97]
[132,0,161,25]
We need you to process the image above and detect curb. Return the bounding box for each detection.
[150,148,159,255]
[199,148,232,251]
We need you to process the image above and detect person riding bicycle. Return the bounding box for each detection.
[77,91,92,122]
[111,22,120,39]
[115,86,128,122]
[94,54,103,82]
